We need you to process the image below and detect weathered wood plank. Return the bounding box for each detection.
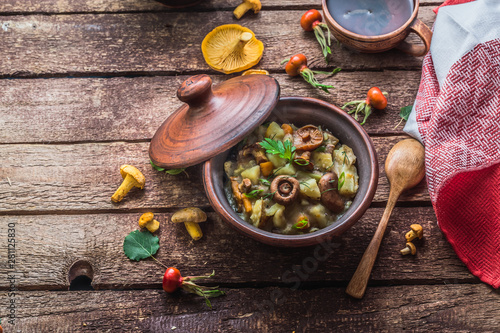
[0,8,434,77]
[0,136,428,213]
[0,284,498,332]
[0,72,419,144]
[0,207,472,290]
[0,0,442,14]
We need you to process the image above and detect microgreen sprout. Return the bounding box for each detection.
[263,190,277,200]
[338,172,345,190]
[342,151,350,165]
[260,178,271,186]
[299,181,311,189]
[244,189,264,199]
[293,218,309,230]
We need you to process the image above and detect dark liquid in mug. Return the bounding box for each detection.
[327,0,414,36]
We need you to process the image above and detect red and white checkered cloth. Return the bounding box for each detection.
[407,0,500,288]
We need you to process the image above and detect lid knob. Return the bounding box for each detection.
[177,74,214,107]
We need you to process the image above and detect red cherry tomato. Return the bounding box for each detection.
[366,87,387,110]
[300,9,323,32]
[285,54,308,77]
[162,267,183,293]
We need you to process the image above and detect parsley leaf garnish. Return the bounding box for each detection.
[259,138,296,162]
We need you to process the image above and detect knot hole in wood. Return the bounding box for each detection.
[68,260,94,291]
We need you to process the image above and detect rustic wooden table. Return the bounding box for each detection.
[1,0,499,332]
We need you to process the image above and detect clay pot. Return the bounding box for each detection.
[203,97,379,247]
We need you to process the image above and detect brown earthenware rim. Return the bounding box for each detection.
[203,97,379,247]
[321,0,419,42]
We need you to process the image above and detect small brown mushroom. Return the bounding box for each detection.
[324,143,336,154]
[171,207,207,241]
[240,144,269,164]
[294,150,314,171]
[400,242,417,255]
[318,172,345,213]
[111,165,145,203]
[238,178,252,193]
[138,212,160,233]
[230,177,252,213]
[405,224,424,242]
[270,175,300,206]
[293,125,324,151]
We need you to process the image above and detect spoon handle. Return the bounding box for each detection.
[345,187,401,299]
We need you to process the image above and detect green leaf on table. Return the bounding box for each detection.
[165,168,185,175]
[395,104,414,129]
[399,105,413,121]
[150,160,186,176]
[123,230,159,261]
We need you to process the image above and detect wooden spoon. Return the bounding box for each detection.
[346,138,425,299]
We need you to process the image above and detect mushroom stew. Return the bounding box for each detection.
[224,122,359,235]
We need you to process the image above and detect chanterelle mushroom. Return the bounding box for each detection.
[400,242,417,255]
[111,165,145,203]
[318,172,345,213]
[233,0,262,19]
[405,224,423,242]
[139,212,160,233]
[171,207,207,241]
[202,24,264,74]
[270,175,300,206]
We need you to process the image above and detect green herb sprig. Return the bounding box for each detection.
[338,172,345,190]
[259,138,296,162]
[293,218,309,230]
[244,189,264,199]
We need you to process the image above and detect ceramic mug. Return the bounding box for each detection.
[321,0,432,56]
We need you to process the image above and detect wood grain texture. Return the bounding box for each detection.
[0,136,428,213]
[0,71,420,144]
[0,8,434,77]
[0,284,498,332]
[0,207,472,290]
[0,0,442,14]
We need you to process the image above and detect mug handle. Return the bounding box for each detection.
[396,19,433,57]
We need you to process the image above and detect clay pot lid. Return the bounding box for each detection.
[149,74,280,169]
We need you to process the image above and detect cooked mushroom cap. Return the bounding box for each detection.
[293,125,324,151]
[270,175,300,206]
[202,24,264,74]
[318,172,345,213]
[119,165,145,188]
